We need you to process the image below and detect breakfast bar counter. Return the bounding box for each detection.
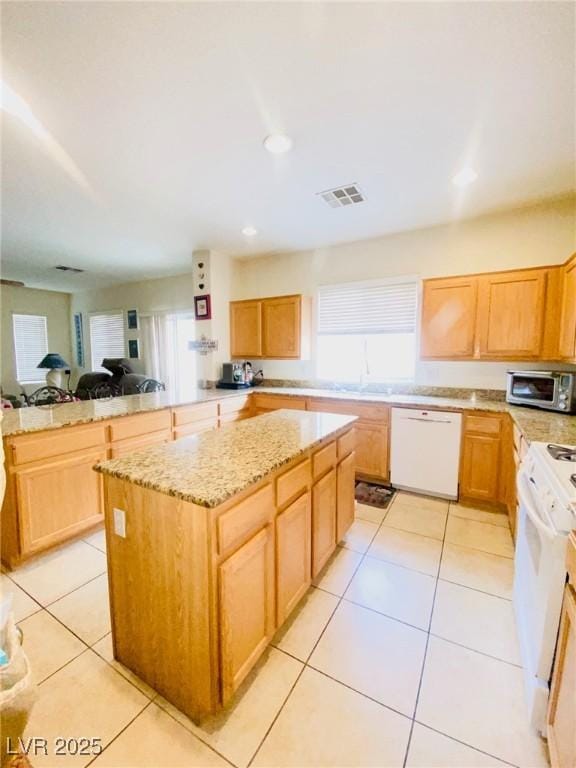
[96,409,357,720]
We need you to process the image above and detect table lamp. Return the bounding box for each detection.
[37,353,70,389]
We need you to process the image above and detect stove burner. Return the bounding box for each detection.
[547,444,576,462]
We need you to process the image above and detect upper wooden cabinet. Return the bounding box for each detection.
[558,254,576,362]
[420,276,478,358]
[230,294,310,359]
[421,266,561,361]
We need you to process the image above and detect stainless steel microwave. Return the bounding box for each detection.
[506,371,576,413]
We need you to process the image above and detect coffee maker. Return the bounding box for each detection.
[218,363,251,389]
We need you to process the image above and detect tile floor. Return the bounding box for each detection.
[0,492,550,768]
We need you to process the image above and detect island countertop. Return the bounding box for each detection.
[95,409,357,508]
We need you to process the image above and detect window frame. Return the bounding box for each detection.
[12,312,49,384]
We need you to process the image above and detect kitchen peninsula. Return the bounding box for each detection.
[95,409,357,719]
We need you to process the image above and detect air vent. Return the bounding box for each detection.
[318,184,366,208]
[55,265,85,273]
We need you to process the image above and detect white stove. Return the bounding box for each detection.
[513,441,576,734]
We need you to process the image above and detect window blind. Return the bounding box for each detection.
[89,312,126,370]
[318,279,418,335]
[13,314,49,383]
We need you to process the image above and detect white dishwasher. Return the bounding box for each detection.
[390,408,462,499]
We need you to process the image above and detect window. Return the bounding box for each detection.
[317,278,418,383]
[12,313,49,383]
[89,312,126,370]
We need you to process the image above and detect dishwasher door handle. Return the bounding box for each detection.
[404,416,453,424]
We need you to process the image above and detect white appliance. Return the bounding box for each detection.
[390,408,462,499]
[514,442,576,734]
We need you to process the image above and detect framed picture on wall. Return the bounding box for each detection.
[128,339,139,359]
[73,313,84,367]
[194,294,211,320]
[127,309,138,330]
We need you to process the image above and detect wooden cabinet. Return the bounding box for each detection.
[548,533,576,768]
[252,393,307,414]
[109,430,171,458]
[276,492,311,625]
[230,294,310,359]
[354,422,389,480]
[337,451,356,542]
[219,525,275,703]
[420,276,478,358]
[312,468,337,577]
[558,254,576,362]
[459,414,503,505]
[477,269,547,359]
[229,300,262,357]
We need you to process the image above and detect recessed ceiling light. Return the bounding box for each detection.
[242,226,258,237]
[452,167,478,188]
[263,134,293,154]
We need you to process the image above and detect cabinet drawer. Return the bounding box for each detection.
[464,414,501,435]
[252,395,306,412]
[10,423,107,466]
[172,402,219,427]
[337,429,355,460]
[109,429,172,458]
[312,442,337,479]
[277,459,311,508]
[217,484,274,557]
[219,395,251,415]
[109,410,171,442]
[173,418,218,440]
[220,411,251,425]
[308,398,389,423]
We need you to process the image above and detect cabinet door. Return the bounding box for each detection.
[219,525,275,703]
[276,492,311,625]
[16,448,107,556]
[477,270,547,359]
[230,300,262,357]
[312,468,337,578]
[420,277,478,359]
[548,584,576,768]
[355,422,389,480]
[337,451,356,543]
[459,434,501,502]
[559,256,576,361]
[262,295,301,358]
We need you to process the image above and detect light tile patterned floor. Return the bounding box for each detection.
[0,492,550,768]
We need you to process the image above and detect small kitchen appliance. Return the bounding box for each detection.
[506,371,576,413]
[218,363,250,389]
[514,441,576,733]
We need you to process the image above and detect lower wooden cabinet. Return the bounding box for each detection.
[312,468,337,578]
[355,422,389,480]
[109,429,172,458]
[548,535,576,768]
[218,525,275,704]
[276,491,312,625]
[337,451,356,542]
[459,414,504,505]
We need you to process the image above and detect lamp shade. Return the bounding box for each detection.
[37,353,70,370]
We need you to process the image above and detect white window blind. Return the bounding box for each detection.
[13,314,49,383]
[318,279,418,335]
[89,312,126,370]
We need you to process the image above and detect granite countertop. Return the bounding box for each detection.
[1,389,247,437]
[95,409,357,508]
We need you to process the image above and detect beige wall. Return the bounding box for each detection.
[1,285,73,395]
[233,196,576,389]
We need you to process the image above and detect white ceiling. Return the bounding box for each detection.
[1,1,574,292]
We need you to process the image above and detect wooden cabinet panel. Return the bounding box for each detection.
[312,441,337,480]
[219,395,251,415]
[230,300,262,358]
[355,422,389,480]
[262,295,302,358]
[109,429,171,458]
[477,269,547,359]
[307,399,389,423]
[420,277,478,358]
[548,583,576,768]
[173,417,218,440]
[465,414,502,436]
[276,492,311,625]
[337,451,356,543]
[460,433,501,502]
[276,459,311,508]
[252,394,307,412]
[311,468,337,577]
[109,410,171,442]
[172,402,219,427]
[16,447,106,555]
[217,484,274,558]
[559,254,576,361]
[219,525,275,703]
[219,411,251,425]
[337,429,355,460]
[10,423,107,466]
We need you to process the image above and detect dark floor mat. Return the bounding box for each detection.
[355,481,396,509]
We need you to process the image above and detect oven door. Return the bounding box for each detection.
[513,468,568,731]
[507,372,559,408]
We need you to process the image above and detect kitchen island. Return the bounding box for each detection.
[95,409,357,720]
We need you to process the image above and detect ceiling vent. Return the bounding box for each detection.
[318,184,366,208]
[55,265,85,273]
